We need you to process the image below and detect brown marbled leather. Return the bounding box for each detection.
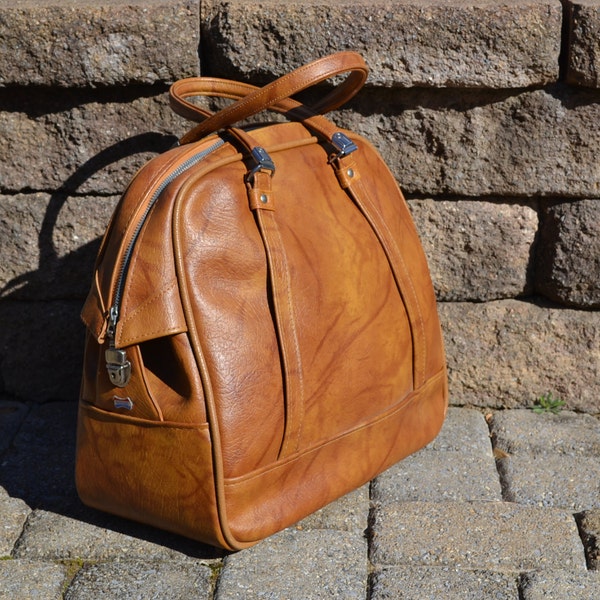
[76,52,448,550]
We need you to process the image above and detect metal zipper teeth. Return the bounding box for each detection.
[107,138,226,340]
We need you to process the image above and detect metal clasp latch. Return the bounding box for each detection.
[329,132,358,162]
[105,347,131,388]
[246,147,275,183]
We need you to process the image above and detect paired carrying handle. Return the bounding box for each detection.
[169,52,369,145]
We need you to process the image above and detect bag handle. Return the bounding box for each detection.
[170,52,368,145]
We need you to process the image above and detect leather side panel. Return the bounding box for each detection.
[223,368,447,545]
[75,404,230,549]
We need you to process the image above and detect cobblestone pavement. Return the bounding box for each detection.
[1,400,600,599]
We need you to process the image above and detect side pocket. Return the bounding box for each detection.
[75,403,228,549]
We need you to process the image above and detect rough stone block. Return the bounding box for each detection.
[0,403,78,511]
[371,566,519,600]
[0,560,66,600]
[439,300,600,413]
[535,199,600,308]
[0,88,182,195]
[370,501,586,571]
[201,0,562,88]
[0,399,29,455]
[409,199,537,301]
[0,301,83,401]
[336,86,600,198]
[216,529,367,599]
[64,560,213,600]
[0,0,199,87]
[520,570,600,600]
[566,0,600,87]
[0,194,118,300]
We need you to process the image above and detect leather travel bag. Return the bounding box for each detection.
[76,52,448,550]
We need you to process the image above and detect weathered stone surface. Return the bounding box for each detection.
[201,0,562,88]
[535,199,600,308]
[521,570,600,600]
[497,454,600,511]
[566,0,600,87]
[294,485,369,533]
[216,529,367,599]
[0,494,31,557]
[0,194,118,300]
[0,403,78,510]
[371,567,519,600]
[64,560,213,600]
[0,398,29,455]
[491,410,600,457]
[370,501,586,571]
[578,509,600,569]
[440,300,600,413]
[372,408,503,503]
[0,560,66,600]
[0,88,182,195]
[0,300,83,401]
[336,85,600,198]
[409,199,537,301]
[14,510,205,561]
[0,0,199,87]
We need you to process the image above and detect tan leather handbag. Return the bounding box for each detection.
[75,52,448,550]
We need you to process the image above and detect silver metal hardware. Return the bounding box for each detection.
[247,147,275,182]
[346,168,354,178]
[106,347,132,388]
[260,194,269,204]
[113,395,134,410]
[330,132,358,160]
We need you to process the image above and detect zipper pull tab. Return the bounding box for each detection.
[105,306,131,388]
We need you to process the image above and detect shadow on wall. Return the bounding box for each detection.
[0,133,224,557]
[0,132,176,402]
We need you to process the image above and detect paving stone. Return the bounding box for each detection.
[370,501,586,571]
[64,559,214,600]
[520,569,600,600]
[491,410,600,456]
[13,509,211,562]
[294,484,369,534]
[0,559,66,600]
[201,0,561,88]
[215,529,367,599]
[535,198,600,309]
[0,0,199,87]
[372,451,502,504]
[409,199,537,302]
[0,398,29,455]
[577,509,600,569]
[0,193,119,301]
[0,494,31,558]
[497,454,600,511]
[440,300,600,413]
[566,0,600,87]
[424,407,494,456]
[371,566,519,599]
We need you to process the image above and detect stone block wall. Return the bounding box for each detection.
[0,0,598,412]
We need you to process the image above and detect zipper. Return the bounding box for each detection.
[105,138,226,387]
